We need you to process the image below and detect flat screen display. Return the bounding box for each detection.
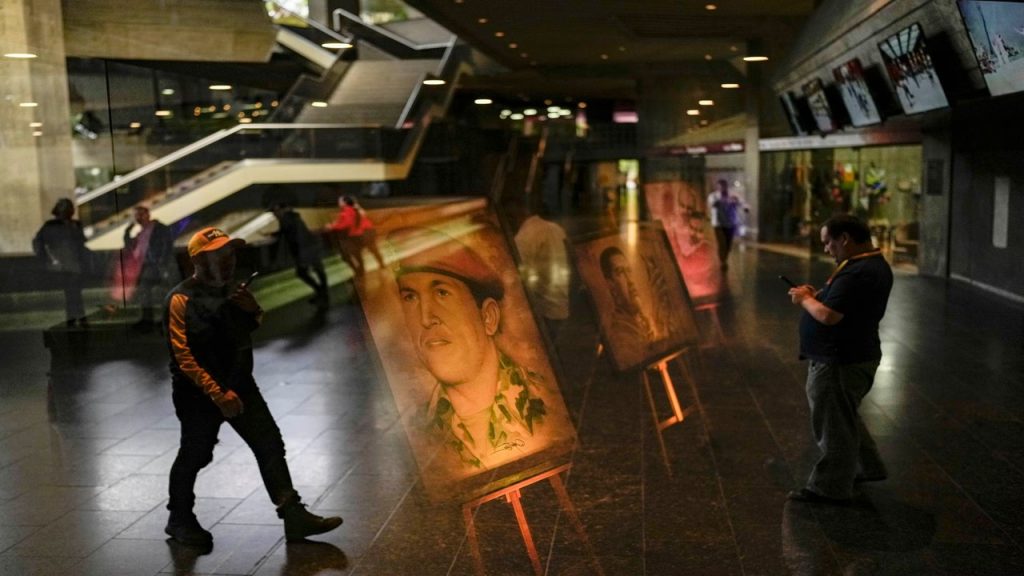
[833,58,883,126]
[802,78,836,133]
[779,92,808,135]
[877,23,950,114]
[958,0,1024,97]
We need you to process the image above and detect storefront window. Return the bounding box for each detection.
[760,144,922,271]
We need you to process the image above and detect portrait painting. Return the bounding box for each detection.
[643,181,723,301]
[571,223,700,373]
[354,198,576,502]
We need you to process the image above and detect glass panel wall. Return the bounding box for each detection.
[759,144,922,271]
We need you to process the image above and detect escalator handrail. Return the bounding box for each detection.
[394,36,458,130]
[75,123,386,206]
[331,7,453,55]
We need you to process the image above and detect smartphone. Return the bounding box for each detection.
[239,271,260,289]
[778,275,798,288]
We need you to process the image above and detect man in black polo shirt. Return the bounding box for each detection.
[787,214,893,504]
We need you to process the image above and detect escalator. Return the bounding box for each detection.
[77,5,468,251]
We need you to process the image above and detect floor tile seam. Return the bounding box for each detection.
[683,346,746,576]
[344,466,421,576]
[534,340,605,576]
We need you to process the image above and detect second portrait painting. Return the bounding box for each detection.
[571,223,700,373]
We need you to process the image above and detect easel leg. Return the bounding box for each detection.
[549,473,606,576]
[463,503,486,576]
[657,361,684,423]
[642,369,673,475]
[507,490,543,576]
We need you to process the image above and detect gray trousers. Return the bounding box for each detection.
[804,359,886,498]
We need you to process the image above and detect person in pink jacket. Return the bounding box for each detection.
[325,196,385,276]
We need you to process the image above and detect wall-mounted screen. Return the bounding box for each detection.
[780,92,808,135]
[877,23,950,114]
[802,78,836,133]
[833,58,883,126]
[958,1,1024,97]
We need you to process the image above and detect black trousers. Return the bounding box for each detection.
[57,272,85,321]
[295,261,327,295]
[168,383,297,516]
[714,226,736,265]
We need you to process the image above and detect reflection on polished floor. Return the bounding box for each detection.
[2,243,1023,575]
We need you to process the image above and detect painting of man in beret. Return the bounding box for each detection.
[353,202,575,501]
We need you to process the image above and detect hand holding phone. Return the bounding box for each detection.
[239,271,259,289]
[778,275,797,288]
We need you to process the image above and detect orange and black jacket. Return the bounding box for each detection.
[164,277,261,401]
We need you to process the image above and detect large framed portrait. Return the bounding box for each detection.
[354,198,576,502]
[570,222,700,373]
[643,180,723,301]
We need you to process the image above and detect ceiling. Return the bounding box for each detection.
[407,0,819,100]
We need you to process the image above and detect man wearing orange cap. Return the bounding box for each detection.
[390,227,548,471]
[162,227,342,547]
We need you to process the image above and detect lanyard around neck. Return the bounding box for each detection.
[825,250,881,285]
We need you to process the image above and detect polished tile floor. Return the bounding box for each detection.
[2,245,1023,575]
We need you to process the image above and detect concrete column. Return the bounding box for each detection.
[743,41,763,241]
[0,0,75,254]
[919,127,952,278]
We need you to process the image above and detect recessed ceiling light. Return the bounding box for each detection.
[700,119,709,126]
[705,4,717,10]
[129,122,142,129]
[209,84,232,90]
[161,88,175,96]
[618,46,626,52]
[239,117,253,124]
[311,101,328,107]
[454,0,463,3]
[530,61,537,66]
[520,52,529,58]
[742,55,769,62]
[19,102,38,107]
[600,53,609,60]
[508,42,518,49]
[721,83,740,89]
[4,53,37,59]
[500,109,512,116]
[423,79,446,85]
[478,17,488,24]
[704,54,713,61]
[699,99,714,106]
[686,109,700,116]
[578,102,587,109]
[547,106,560,112]
[510,113,524,120]
[474,98,493,105]
[524,108,538,116]
[32,131,43,137]
[494,31,505,38]
[29,121,42,127]
[155,110,172,117]
[730,45,738,52]
[321,42,352,49]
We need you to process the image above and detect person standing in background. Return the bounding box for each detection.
[124,205,176,330]
[326,196,385,276]
[707,179,748,269]
[514,205,570,340]
[271,203,329,307]
[33,198,92,327]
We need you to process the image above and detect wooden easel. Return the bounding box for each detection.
[640,348,698,475]
[694,301,725,349]
[462,463,604,576]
